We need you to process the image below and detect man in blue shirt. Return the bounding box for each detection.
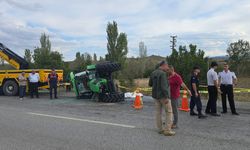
[190,66,207,119]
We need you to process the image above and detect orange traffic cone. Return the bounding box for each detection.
[133,94,143,110]
[179,90,190,112]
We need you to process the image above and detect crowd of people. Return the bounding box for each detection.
[17,61,239,137]
[17,69,59,100]
[149,61,239,136]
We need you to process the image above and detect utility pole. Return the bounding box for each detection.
[170,35,177,51]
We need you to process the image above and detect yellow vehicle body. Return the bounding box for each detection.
[0,69,63,96]
[0,43,64,96]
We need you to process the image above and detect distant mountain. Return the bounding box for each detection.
[146,55,165,60]
[209,55,229,60]
[127,55,165,64]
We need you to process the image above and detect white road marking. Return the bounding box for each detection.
[27,112,136,128]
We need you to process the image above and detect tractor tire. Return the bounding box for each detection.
[96,62,121,74]
[99,92,124,103]
[3,80,18,96]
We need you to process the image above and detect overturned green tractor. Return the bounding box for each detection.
[70,62,124,103]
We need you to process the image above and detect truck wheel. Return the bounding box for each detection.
[98,92,124,103]
[96,62,121,73]
[3,80,19,96]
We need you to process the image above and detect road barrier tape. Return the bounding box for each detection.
[118,85,250,94]
[118,85,131,90]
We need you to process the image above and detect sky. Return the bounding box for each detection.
[0,0,250,61]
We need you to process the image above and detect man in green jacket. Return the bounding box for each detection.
[149,61,175,136]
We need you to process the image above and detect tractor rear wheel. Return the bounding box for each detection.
[96,62,121,74]
[98,92,124,103]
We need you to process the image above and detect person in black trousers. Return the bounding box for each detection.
[48,69,58,99]
[190,66,207,119]
[205,62,221,116]
[29,70,40,98]
[218,63,239,115]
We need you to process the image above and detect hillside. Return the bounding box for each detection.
[127,55,165,63]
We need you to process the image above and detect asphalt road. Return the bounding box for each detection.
[0,92,250,150]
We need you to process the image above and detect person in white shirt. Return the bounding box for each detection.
[28,69,40,98]
[218,63,239,115]
[205,62,221,117]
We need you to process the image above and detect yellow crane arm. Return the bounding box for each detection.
[0,51,20,69]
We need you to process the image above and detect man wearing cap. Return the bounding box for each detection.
[48,69,58,99]
[149,61,175,136]
[205,62,221,116]
[218,63,239,115]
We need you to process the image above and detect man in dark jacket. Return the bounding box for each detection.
[48,69,58,99]
[149,61,175,136]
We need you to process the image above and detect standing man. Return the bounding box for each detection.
[18,71,27,100]
[167,65,192,129]
[29,70,40,98]
[190,66,207,119]
[205,62,221,116]
[149,61,175,136]
[48,69,58,99]
[218,63,239,115]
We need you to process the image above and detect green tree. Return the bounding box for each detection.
[24,49,32,63]
[33,33,63,69]
[33,33,52,68]
[24,49,33,67]
[71,52,93,72]
[93,53,97,62]
[167,44,208,84]
[85,53,92,66]
[227,39,250,76]
[50,51,64,69]
[72,52,85,72]
[99,56,105,62]
[105,21,128,68]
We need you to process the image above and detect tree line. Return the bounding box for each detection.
[20,21,249,86]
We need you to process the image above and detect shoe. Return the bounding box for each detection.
[210,113,220,117]
[55,97,58,99]
[171,124,178,129]
[232,112,239,115]
[20,98,23,100]
[190,111,198,116]
[221,111,227,114]
[163,130,175,136]
[198,114,207,119]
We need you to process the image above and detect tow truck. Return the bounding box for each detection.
[0,43,63,96]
